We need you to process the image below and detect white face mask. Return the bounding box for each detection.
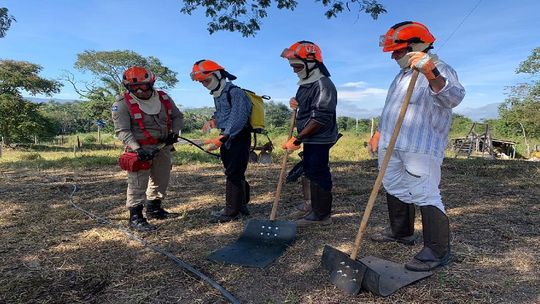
[396,53,411,69]
[203,74,220,91]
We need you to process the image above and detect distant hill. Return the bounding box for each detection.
[25,97,80,104]
[454,102,501,121]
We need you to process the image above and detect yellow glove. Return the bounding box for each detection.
[204,135,224,151]
[281,137,301,152]
[289,97,298,110]
[201,119,216,133]
[407,52,440,80]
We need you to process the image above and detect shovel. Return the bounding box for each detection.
[322,70,432,296]
[208,110,298,268]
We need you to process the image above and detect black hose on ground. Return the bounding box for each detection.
[178,136,220,158]
[67,185,240,304]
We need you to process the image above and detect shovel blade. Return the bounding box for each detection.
[358,255,433,297]
[208,219,296,268]
[322,246,433,297]
[322,245,367,295]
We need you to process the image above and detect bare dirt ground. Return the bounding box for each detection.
[1,158,539,303]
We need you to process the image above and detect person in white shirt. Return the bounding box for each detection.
[371,21,466,271]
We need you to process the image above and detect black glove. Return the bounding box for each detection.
[135,148,155,161]
[164,133,179,146]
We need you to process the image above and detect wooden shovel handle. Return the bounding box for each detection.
[270,109,297,220]
[350,70,419,260]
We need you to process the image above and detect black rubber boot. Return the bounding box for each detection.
[296,182,332,227]
[405,206,451,272]
[241,180,250,216]
[210,179,243,223]
[129,205,156,232]
[371,194,417,245]
[145,199,179,220]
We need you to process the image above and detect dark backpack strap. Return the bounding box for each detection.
[225,84,241,107]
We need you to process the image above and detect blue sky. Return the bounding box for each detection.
[1,0,539,120]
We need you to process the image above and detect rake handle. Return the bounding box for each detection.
[270,109,297,220]
[350,70,419,260]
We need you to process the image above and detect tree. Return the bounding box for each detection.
[180,0,386,37]
[67,50,178,100]
[0,7,15,38]
[0,60,61,96]
[40,100,92,134]
[497,47,540,138]
[0,95,57,144]
[64,50,179,127]
[0,60,62,144]
[265,101,291,128]
[450,113,473,136]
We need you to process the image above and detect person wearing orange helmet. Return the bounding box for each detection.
[191,59,252,223]
[280,41,339,227]
[112,66,184,232]
[371,21,465,271]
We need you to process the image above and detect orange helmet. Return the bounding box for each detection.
[380,21,435,52]
[190,59,225,81]
[281,41,324,63]
[122,66,156,86]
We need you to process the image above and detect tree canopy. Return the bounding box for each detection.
[498,47,540,138]
[70,50,179,99]
[0,60,62,144]
[0,60,62,97]
[0,7,15,38]
[180,0,386,37]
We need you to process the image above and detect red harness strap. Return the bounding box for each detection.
[124,91,173,145]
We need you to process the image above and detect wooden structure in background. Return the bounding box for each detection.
[451,123,516,159]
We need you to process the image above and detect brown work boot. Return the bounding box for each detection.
[371,193,417,245]
[405,206,451,272]
[295,200,312,213]
[209,179,243,223]
[296,211,332,227]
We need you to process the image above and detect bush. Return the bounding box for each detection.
[18,152,43,160]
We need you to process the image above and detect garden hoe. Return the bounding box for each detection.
[322,70,432,297]
[208,110,298,268]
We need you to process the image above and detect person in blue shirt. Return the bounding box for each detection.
[372,21,465,271]
[191,59,252,223]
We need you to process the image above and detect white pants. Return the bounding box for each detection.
[378,148,446,213]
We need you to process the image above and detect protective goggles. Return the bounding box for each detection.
[190,70,212,81]
[126,82,152,92]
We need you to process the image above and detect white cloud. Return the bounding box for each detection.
[338,88,387,102]
[341,81,368,88]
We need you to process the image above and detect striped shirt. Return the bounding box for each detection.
[379,58,465,158]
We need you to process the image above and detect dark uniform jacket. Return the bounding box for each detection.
[295,77,338,144]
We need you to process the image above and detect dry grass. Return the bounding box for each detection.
[0,150,539,303]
